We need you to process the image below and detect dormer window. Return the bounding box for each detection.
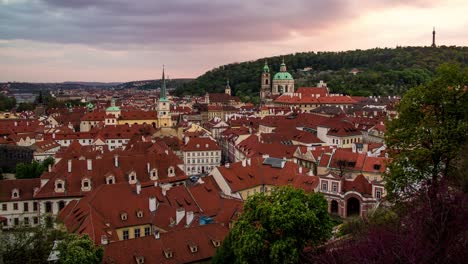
[128,172,137,184]
[211,239,221,248]
[188,243,198,253]
[150,169,158,181]
[135,256,145,264]
[55,180,65,193]
[163,249,173,259]
[121,212,128,221]
[168,167,175,177]
[11,189,19,199]
[106,175,115,184]
[81,178,91,192]
[136,210,144,218]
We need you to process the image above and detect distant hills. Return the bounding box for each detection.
[174,46,468,103]
[2,78,194,93]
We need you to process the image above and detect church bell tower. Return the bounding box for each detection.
[157,65,171,128]
[260,61,271,102]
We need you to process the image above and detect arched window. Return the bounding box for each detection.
[106,175,115,184]
[168,166,175,177]
[81,178,91,191]
[11,189,19,199]
[55,180,65,193]
[128,172,137,184]
[150,169,158,181]
[120,212,128,221]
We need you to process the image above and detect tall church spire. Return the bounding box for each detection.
[160,65,167,101]
[432,27,436,48]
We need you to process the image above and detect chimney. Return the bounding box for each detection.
[52,133,56,139]
[136,181,141,195]
[14,121,17,126]
[165,150,169,155]
[48,164,52,172]
[242,159,246,167]
[147,162,150,173]
[87,159,92,171]
[176,207,185,225]
[149,196,157,212]
[247,158,251,166]
[162,188,167,196]
[299,166,303,174]
[67,160,72,173]
[114,155,119,167]
[186,211,194,227]
[101,235,108,245]
[225,163,230,168]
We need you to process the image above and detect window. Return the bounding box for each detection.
[45,202,52,213]
[24,217,29,226]
[376,189,382,199]
[144,227,151,236]
[13,203,18,210]
[24,202,29,212]
[136,210,143,218]
[33,217,39,224]
[168,167,175,177]
[123,230,129,240]
[321,181,328,191]
[58,201,65,211]
[2,204,6,211]
[134,228,141,238]
[14,218,19,226]
[121,212,128,221]
[332,183,338,193]
[106,176,115,184]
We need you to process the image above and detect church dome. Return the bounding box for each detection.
[106,105,120,112]
[273,72,294,80]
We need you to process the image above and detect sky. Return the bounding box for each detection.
[0,0,467,82]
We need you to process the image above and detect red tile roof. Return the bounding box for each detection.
[0,178,40,202]
[181,138,221,152]
[103,224,229,264]
[215,158,317,193]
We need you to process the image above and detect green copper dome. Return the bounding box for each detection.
[106,99,120,112]
[273,72,294,80]
[106,106,120,112]
[263,63,270,73]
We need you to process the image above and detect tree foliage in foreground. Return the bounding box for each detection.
[385,63,468,199]
[212,186,333,264]
[57,234,103,264]
[0,221,66,264]
[303,185,468,264]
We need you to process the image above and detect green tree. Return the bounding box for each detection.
[0,220,67,264]
[385,63,468,199]
[212,186,333,264]
[15,157,55,179]
[57,234,103,264]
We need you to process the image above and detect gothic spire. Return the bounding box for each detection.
[160,65,167,100]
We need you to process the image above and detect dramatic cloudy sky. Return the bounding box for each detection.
[1,0,467,82]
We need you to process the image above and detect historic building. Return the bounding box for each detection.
[260,60,295,101]
[260,62,271,101]
[157,66,172,128]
